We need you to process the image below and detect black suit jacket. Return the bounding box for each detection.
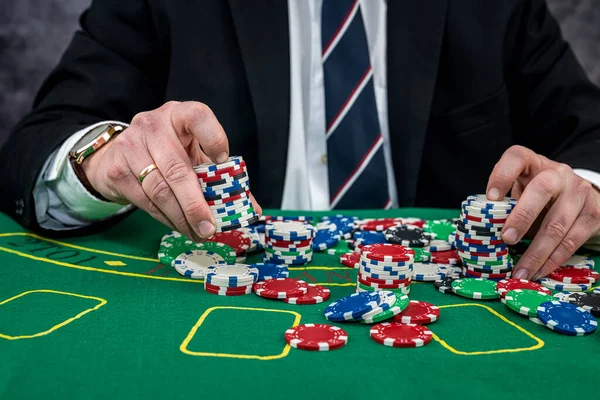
[2,0,600,231]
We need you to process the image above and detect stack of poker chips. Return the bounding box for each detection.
[538,258,599,292]
[356,243,413,296]
[454,194,516,281]
[204,263,259,296]
[193,156,259,232]
[264,221,316,265]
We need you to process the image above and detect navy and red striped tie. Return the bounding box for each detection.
[322,0,391,210]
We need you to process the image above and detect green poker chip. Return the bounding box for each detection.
[194,241,237,264]
[503,289,554,317]
[326,240,352,256]
[451,278,499,300]
[360,294,410,324]
[423,220,455,240]
[409,247,431,263]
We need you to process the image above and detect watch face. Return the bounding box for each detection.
[72,124,124,157]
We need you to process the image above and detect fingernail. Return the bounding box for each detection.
[503,227,518,244]
[487,187,500,200]
[216,152,229,164]
[198,221,215,238]
[514,269,528,280]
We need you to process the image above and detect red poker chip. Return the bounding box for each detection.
[266,237,313,248]
[495,278,552,298]
[196,161,247,179]
[460,249,508,257]
[284,284,331,304]
[358,273,411,285]
[204,282,252,292]
[464,214,507,224]
[454,234,504,245]
[205,287,252,296]
[357,277,409,289]
[198,166,248,183]
[205,190,250,206]
[253,278,309,299]
[393,300,440,324]
[285,324,348,351]
[549,266,599,284]
[358,218,403,232]
[431,250,461,265]
[340,252,361,269]
[206,230,251,256]
[370,322,433,348]
[361,243,413,262]
[402,218,426,228]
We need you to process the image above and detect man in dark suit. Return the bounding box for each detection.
[1,0,600,281]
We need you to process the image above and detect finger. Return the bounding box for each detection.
[501,169,562,245]
[512,181,585,280]
[171,101,230,164]
[486,146,537,201]
[511,180,525,200]
[534,184,600,279]
[143,125,217,240]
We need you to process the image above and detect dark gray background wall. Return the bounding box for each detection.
[0,0,599,148]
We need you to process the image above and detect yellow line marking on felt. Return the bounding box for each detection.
[180,306,302,360]
[104,261,127,267]
[432,303,544,356]
[0,290,107,340]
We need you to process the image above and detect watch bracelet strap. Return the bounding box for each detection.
[69,157,110,202]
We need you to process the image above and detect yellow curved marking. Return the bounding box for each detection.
[432,303,544,355]
[0,289,107,340]
[0,232,157,262]
[180,306,301,360]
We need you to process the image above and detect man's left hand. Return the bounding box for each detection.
[486,145,600,280]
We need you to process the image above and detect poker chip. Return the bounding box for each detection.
[254,278,309,299]
[385,225,431,247]
[394,300,440,324]
[464,268,511,280]
[158,240,202,267]
[402,218,426,227]
[325,240,351,255]
[562,255,595,269]
[593,287,600,295]
[266,221,316,241]
[173,250,226,279]
[538,278,592,292]
[553,292,574,302]
[464,194,517,210]
[284,284,331,304]
[412,263,449,282]
[358,217,403,232]
[451,278,499,300]
[503,289,554,317]
[285,324,348,351]
[434,277,458,294]
[426,240,451,252]
[312,228,341,251]
[358,273,411,285]
[236,227,262,253]
[194,241,237,263]
[566,292,600,316]
[204,285,253,296]
[265,221,315,266]
[205,264,259,287]
[529,316,544,325]
[361,243,414,262]
[430,250,461,265]
[423,220,455,241]
[370,322,433,348]
[409,247,431,262]
[549,266,599,284]
[360,293,410,324]
[495,279,551,298]
[352,230,387,246]
[536,301,597,336]
[205,230,252,256]
[248,263,289,280]
[340,252,360,269]
[324,291,391,322]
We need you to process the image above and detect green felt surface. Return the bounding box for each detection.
[1,208,599,400]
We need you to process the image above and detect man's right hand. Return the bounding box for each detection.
[82,101,262,242]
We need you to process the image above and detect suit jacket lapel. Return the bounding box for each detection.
[387,0,447,206]
[228,0,290,207]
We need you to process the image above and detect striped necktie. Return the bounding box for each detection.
[322,0,391,210]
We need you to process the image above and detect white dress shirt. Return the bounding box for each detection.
[33,0,600,231]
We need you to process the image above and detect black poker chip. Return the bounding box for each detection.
[219,215,260,232]
[434,277,458,294]
[455,224,500,237]
[456,220,501,234]
[566,293,600,316]
[384,225,431,247]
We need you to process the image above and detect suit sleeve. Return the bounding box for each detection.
[0,0,166,231]
[505,0,600,170]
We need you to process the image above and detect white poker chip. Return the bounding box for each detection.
[173,250,226,279]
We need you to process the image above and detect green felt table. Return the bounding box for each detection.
[1,208,599,400]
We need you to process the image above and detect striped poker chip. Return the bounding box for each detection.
[550,266,599,284]
[393,300,440,324]
[340,252,361,269]
[205,264,259,287]
[385,225,431,247]
[284,284,331,304]
[411,263,448,282]
[173,250,226,279]
[358,218,404,232]
[205,230,252,256]
[561,255,595,269]
[370,322,433,348]
[254,278,309,299]
[285,324,348,351]
[538,278,592,292]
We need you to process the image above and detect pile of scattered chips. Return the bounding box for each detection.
[454,194,516,281]
[324,291,410,324]
[356,244,413,295]
[264,221,316,265]
[193,156,259,232]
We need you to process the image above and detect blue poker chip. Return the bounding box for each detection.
[210,199,251,215]
[536,300,598,336]
[352,231,386,246]
[312,229,341,251]
[360,257,412,268]
[249,223,266,233]
[264,255,311,265]
[195,156,243,173]
[361,265,412,279]
[323,291,387,321]
[359,260,411,273]
[249,262,289,280]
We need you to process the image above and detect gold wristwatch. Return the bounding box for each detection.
[68,124,126,200]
